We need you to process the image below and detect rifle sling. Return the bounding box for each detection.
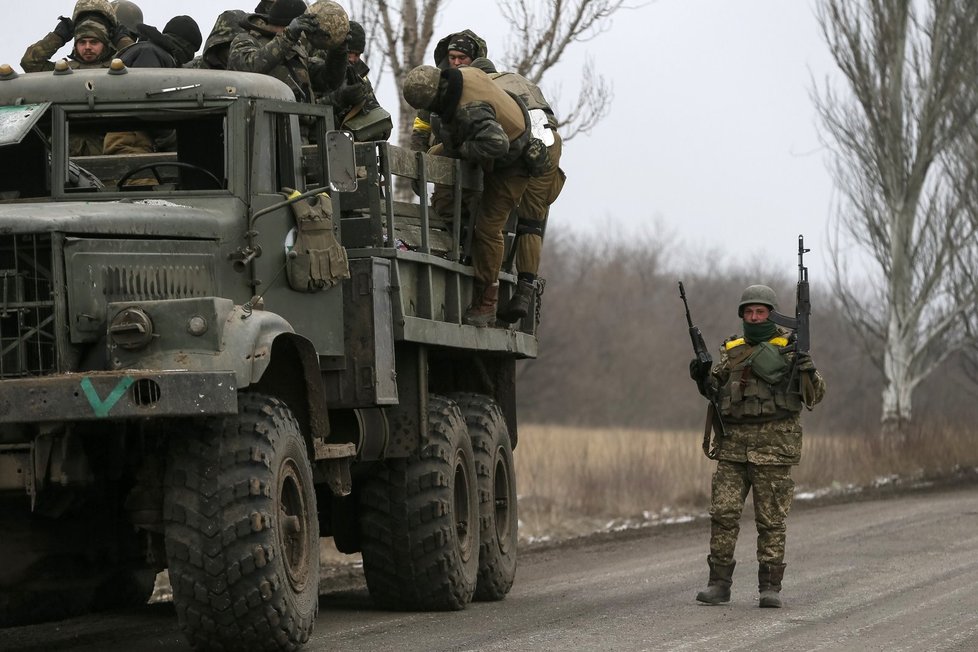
[703,402,719,460]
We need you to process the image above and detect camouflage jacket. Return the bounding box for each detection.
[196,9,247,70]
[228,15,345,103]
[708,328,826,465]
[21,31,132,73]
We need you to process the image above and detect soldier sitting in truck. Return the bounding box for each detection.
[21,0,137,156]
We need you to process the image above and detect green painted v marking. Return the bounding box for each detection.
[80,377,134,418]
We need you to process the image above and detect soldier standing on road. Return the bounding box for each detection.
[402,63,540,327]
[22,0,134,73]
[694,285,825,608]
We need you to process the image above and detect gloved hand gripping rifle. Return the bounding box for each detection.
[679,281,725,459]
[769,235,817,408]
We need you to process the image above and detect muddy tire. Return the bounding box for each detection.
[163,393,319,651]
[451,393,518,601]
[359,394,478,610]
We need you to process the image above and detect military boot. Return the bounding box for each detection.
[758,562,786,608]
[496,279,535,323]
[463,282,499,327]
[695,556,735,605]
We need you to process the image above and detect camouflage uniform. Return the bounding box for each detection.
[22,12,134,155]
[228,14,345,104]
[189,10,246,69]
[706,327,825,568]
[21,14,133,73]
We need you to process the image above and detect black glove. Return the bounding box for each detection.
[54,16,74,42]
[109,22,133,47]
[284,14,324,43]
[337,80,367,107]
[795,351,816,373]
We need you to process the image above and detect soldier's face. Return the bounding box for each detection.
[75,38,105,63]
[742,304,771,323]
[447,50,471,68]
[348,51,362,64]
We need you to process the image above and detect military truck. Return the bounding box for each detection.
[0,60,537,650]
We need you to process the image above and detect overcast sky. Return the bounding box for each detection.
[0,1,843,281]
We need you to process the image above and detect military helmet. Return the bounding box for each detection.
[738,285,778,316]
[110,1,142,31]
[72,0,118,28]
[403,65,441,110]
[307,0,350,50]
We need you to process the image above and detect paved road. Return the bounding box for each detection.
[4,483,978,652]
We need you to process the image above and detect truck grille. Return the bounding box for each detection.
[0,234,56,378]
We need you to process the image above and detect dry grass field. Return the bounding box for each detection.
[512,423,978,542]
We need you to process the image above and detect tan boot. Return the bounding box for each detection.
[758,562,786,608]
[696,556,735,605]
[497,279,535,323]
[464,282,499,327]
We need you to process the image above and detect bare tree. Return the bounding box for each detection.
[815,0,978,436]
[361,0,642,148]
[497,0,639,140]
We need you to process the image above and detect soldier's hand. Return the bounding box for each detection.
[795,352,816,373]
[284,14,321,42]
[54,16,74,42]
[337,80,367,107]
[109,22,133,47]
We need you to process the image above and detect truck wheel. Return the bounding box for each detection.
[359,394,478,610]
[451,393,518,601]
[164,392,319,651]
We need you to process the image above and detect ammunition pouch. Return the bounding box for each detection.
[746,342,789,384]
[342,103,393,142]
[284,189,350,292]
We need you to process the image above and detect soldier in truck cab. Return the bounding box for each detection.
[21,0,134,72]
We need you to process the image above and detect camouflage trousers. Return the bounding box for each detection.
[709,460,794,566]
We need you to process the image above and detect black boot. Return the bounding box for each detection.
[696,556,735,605]
[758,562,786,608]
[496,279,535,323]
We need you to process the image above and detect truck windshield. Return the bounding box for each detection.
[0,105,230,201]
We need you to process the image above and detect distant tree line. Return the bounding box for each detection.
[515,231,978,436]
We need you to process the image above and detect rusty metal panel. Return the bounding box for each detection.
[0,370,237,423]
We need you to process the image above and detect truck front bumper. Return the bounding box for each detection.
[0,370,237,423]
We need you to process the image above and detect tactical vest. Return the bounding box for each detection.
[490,72,558,128]
[456,67,527,145]
[718,335,803,422]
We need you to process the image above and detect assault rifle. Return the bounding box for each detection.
[769,235,810,354]
[770,235,817,407]
[678,281,725,458]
